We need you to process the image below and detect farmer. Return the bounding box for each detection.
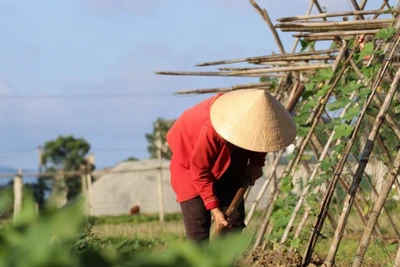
[166,89,296,242]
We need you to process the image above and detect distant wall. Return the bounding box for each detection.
[91,158,397,216]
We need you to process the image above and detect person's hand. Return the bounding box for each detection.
[211,207,230,229]
[245,165,263,186]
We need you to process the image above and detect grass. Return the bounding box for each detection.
[89,213,182,225]
[313,237,397,266]
[87,212,399,266]
[94,221,186,245]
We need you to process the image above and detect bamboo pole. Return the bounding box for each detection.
[227,64,333,76]
[243,61,294,66]
[280,23,392,32]
[277,18,393,28]
[253,43,347,248]
[300,36,349,41]
[278,89,358,248]
[194,49,338,67]
[290,44,351,178]
[277,9,391,22]
[155,71,286,77]
[290,0,315,52]
[252,184,280,249]
[252,60,335,66]
[311,122,386,238]
[360,0,368,10]
[218,67,272,71]
[373,96,400,139]
[396,247,400,267]
[352,148,400,267]
[302,31,400,266]
[249,54,336,63]
[371,137,400,240]
[287,128,384,249]
[304,41,347,125]
[276,19,393,32]
[348,30,400,236]
[344,43,400,240]
[174,82,270,95]
[251,85,305,249]
[245,0,314,242]
[325,51,400,267]
[243,186,251,202]
[293,29,379,38]
[250,0,286,54]
[350,0,366,20]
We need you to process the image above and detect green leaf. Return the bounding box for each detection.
[300,39,310,52]
[315,85,330,98]
[358,87,371,99]
[343,105,361,120]
[393,104,400,114]
[359,42,382,60]
[320,159,332,173]
[340,81,363,94]
[297,125,311,137]
[302,97,318,112]
[318,68,334,80]
[375,27,397,40]
[290,238,301,249]
[327,100,347,111]
[333,124,354,140]
[281,175,294,192]
[314,174,330,187]
[300,39,315,52]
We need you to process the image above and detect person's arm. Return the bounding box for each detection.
[190,125,221,210]
[190,125,229,227]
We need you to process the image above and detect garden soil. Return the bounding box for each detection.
[236,248,325,267]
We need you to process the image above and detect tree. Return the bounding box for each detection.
[124,157,139,162]
[145,118,175,160]
[41,135,94,204]
[25,179,50,209]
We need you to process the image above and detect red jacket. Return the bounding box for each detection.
[166,93,266,210]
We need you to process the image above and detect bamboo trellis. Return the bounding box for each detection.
[156,0,400,266]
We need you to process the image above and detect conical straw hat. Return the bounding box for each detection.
[210,89,297,153]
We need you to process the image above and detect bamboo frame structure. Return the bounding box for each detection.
[155,0,400,265]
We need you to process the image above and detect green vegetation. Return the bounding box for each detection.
[0,189,250,267]
[89,213,182,225]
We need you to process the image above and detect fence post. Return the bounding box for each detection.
[85,154,95,217]
[156,121,165,222]
[86,173,92,215]
[80,165,89,217]
[13,169,23,223]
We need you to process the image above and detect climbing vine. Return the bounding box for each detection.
[265,26,399,250]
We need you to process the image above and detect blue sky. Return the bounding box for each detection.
[0,0,390,172]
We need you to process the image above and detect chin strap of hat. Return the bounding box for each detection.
[211,84,305,238]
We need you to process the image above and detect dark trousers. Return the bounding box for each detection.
[180,170,246,242]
